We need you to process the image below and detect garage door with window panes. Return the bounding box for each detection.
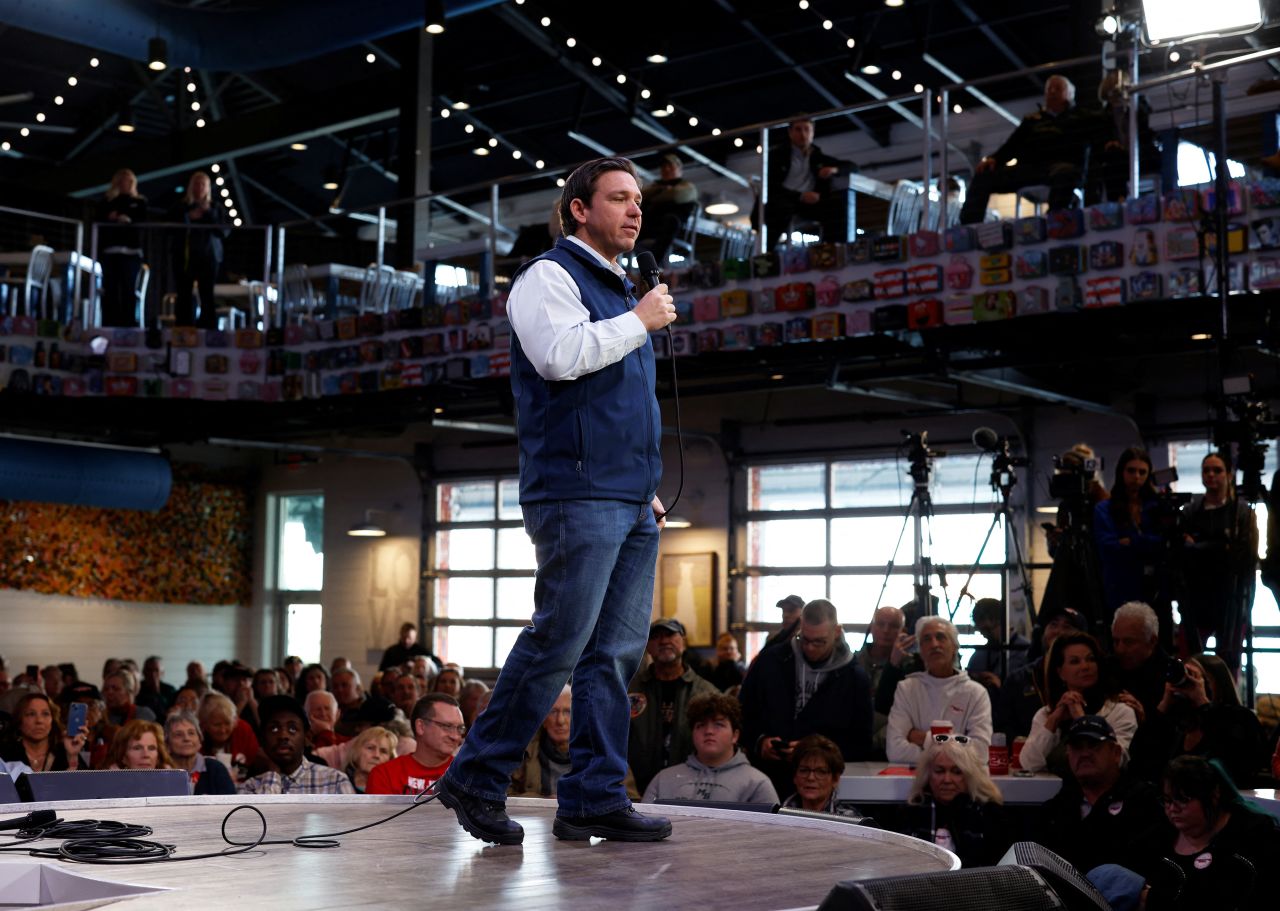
[736,456,1008,664]
[430,477,535,673]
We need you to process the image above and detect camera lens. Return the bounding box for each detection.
[1166,657,1188,687]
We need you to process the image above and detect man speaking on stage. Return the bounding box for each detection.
[435,156,678,845]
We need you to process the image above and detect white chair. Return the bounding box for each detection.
[134,263,150,326]
[0,244,55,317]
[358,264,396,313]
[281,264,318,323]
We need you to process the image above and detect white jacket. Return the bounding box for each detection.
[1018,698,1138,773]
[885,670,994,764]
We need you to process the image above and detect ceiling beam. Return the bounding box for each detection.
[49,75,400,197]
[714,0,889,147]
[948,368,1124,418]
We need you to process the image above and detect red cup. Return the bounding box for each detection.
[930,720,954,737]
[1010,736,1026,771]
[988,743,1010,776]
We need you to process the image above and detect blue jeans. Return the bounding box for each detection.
[443,499,659,817]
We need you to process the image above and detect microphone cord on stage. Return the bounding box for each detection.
[0,791,440,866]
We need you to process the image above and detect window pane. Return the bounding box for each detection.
[831,516,916,567]
[497,577,535,620]
[931,455,989,505]
[927,513,1006,565]
[435,625,493,669]
[746,574,827,623]
[945,574,1005,627]
[437,480,495,522]
[278,494,324,590]
[1250,637,1280,696]
[747,464,826,511]
[435,577,494,619]
[435,528,495,571]
[828,575,916,626]
[497,527,536,570]
[285,602,323,665]
[749,518,827,567]
[499,479,522,520]
[495,627,522,667]
[832,459,908,508]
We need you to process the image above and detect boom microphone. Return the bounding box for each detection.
[972,426,1000,453]
[636,250,662,291]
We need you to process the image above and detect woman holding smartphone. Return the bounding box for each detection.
[0,693,85,771]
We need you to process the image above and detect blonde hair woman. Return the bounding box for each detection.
[170,169,228,328]
[344,726,398,793]
[887,736,1010,866]
[98,168,149,327]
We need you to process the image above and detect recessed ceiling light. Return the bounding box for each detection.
[89,57,100,67]
[451,100,469,110]
[290,142,307,151]
[196,118,206,127]
[54,95,64,105]
[473,146,489,155]
[647,53,668,64]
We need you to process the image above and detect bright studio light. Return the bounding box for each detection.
[1140,0,1262,44]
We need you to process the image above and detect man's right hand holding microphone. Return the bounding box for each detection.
[633,283,676,331]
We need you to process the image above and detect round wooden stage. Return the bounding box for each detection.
[0,795,958,910]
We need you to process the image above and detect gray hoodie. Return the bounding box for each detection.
[792,633,855,715]
[642,750,780,805]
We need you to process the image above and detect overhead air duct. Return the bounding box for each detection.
[0,438,172,511]
[0,0,506,73]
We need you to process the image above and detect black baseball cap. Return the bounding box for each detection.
[776,594,805,612]
[1066,715,1117,743]
[649,617,687,637]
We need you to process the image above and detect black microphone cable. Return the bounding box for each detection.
[635,250,685,519]
[1,790,441,865]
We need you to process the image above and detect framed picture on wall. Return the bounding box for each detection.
[659,552,716,648]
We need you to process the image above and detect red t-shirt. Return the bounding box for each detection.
[365,753,453,795]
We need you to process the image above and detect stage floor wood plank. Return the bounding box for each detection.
[0,796,957,911]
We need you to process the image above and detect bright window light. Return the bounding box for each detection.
[1141,0,1262,44]
[1176,140,1245,186]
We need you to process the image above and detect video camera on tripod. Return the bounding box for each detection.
[902,430,943,487]
[972,427,1028,495]
[1214,377,1278,504]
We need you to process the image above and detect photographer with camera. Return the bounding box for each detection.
[1094,447,1175,649]
[1041,444,1110,637]
[1128,655,1267,790]
[1177,453,1258,677]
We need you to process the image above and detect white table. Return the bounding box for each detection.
[839,761,1064,804]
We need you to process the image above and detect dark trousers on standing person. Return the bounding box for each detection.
[442,499,659,817]
[100,253,141,328]
[175,257,219,328]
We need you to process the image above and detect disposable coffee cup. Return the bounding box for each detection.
[988,733,1009,776]
[930,720,953,737]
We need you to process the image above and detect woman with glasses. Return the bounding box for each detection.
[1129,756,1280,911]
[1019,631,1136,775]
[1177,452,1258,676]
[887,735,1010,866]
[780,734,860,817]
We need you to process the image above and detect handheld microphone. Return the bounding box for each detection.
[636,250,662,291]
[0,809,56,831]
[972,426,1000,453]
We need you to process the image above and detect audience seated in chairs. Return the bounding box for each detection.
[365,694,463,796]
[740,598,873,797]
[103,668,155,726]
[857,606,906,759]
[104,719,174,771]
[778,734,860,817]
[994,606,1087,742]
[1129,654,1268,790]
[510,685,574,799]
[643,693,778,805]
[958,75,1100,224]
[240,695,355,795]
[299,663,330,696]
[628,617,720,795]
[1019,631,1137,776]
[457,679,490,731]
[765,117,854,244]
[637,153,698,264]
[136,655,176,719]
[967,598,1031,691]
[198,691,259,783]
[0,692,84,772]
[1037,714,1169,875]
[1106,601,1170,725]
[700,632,746,693]
[164,710,236,795]
[304,690,343,748]
[885,616,992,765]
[432,667,464,700]
[341,725,399,794]
[886,734,1011,867]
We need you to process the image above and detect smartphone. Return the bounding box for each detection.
[1151,467,1179,488]
[26,664,38,679]
[66,702,88,738]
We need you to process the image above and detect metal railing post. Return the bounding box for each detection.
[376,206,386,269]
[757,126,769,254]
[939,89,950,228]
[921,87,933,229]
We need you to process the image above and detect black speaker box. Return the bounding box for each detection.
[0,772,20,804]
[818,866,1065,911]
[17,769,189,802]
[999,841,1111,911]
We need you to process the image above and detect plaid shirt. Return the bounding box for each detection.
[239,758,355,795]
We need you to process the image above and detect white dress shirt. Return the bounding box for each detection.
[506,234,649,382]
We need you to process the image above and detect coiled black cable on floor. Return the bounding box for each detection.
[1,790,439,865]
